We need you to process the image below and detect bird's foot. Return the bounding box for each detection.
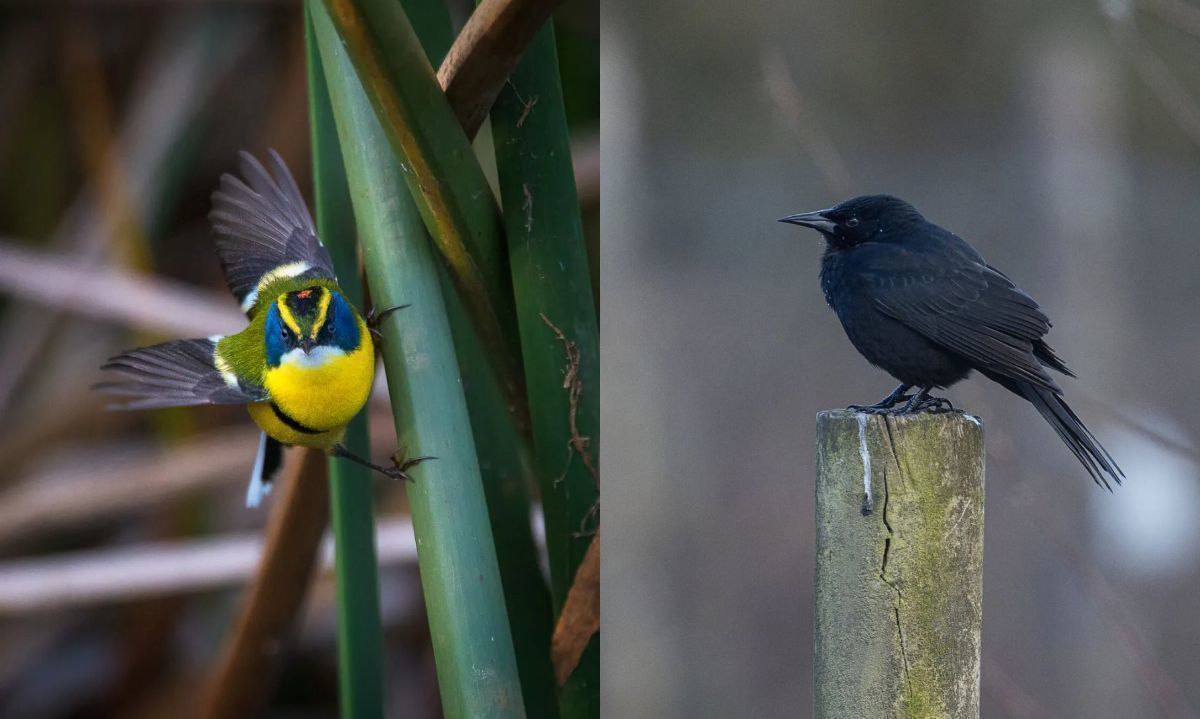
[367,304,409,328]
[382,449,435,482]
[848,399,914,415]
[898,394,959,415]
[848,383,914,414]
[331,443,433,481]
[366,304,410,343]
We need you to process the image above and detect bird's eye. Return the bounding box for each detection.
[280,327,290,341]
[846,218,860,228]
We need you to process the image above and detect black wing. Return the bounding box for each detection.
[855,243,1121,489]
[855,244,1064,391]
[97,338,266,409]
[985,262,1075,378]
[209,149,336,313]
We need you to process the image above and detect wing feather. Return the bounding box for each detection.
[96,338,266,409]
[209,149,336,313]
[856,245,1065,392]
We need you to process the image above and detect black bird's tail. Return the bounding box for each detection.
[987,372,1124,490]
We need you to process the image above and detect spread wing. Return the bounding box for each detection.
[209,149,337,314]
[855,244,1065,392]
[96,338,266,409]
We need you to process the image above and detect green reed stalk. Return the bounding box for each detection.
[491,23,601,718]
[306,11,385,718]
[312,3,525,715]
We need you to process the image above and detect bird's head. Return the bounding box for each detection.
[779,194,924,248]
[264,285,361,367]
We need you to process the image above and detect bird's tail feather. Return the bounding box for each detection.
[998,375,1123,490]
[246,432,285,508]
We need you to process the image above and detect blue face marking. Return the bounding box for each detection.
[264,304,288,367]
[323,291,360,352]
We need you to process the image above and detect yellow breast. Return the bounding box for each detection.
[250,321,375,449]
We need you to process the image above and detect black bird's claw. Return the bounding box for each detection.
[899,394,959,415]
[848,397,914,415]
[330,443,433,481]
[383,450,435,482]
[848,383,915,414]
[367,304,410,344]
[367,304,410,329]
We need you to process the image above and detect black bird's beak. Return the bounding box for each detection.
[300,337,315,354]
[779,210,836,233]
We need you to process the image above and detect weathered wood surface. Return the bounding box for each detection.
[815,410,985,719]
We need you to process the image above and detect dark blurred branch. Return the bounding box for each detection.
[60,20,150,268]
[0,427,258,546]
[760,47,854,197]
[0,15,257,414]
[1139,0,1200,39]
[573,132,599,211]
[202,449,329,719]
[438,0,566,138]
[981,657,1060,719]
[1105,4,1200,152]
[0,241,243,337]
[0,517,422,615]
[0,23,43,173]
[0,408,398,545]
[1072,390,1200,464]
[1012,491,1200,719]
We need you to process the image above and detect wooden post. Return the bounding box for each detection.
[815,410,985,719]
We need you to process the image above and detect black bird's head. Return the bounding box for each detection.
[779,194,925,248]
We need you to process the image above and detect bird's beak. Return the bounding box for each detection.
[778,209,837,233]
[299,337,315,354]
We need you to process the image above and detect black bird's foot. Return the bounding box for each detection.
[849,401,914,416]
[331,443,434,481]
[366,304,410,343]
[896,386,960,415]
[906,395,958,414]
[383,449,436,482]
[848,383,913,414]
[367,304,409,328]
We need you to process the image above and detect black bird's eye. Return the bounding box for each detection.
[280,326,290,341]
[846,218,860,228]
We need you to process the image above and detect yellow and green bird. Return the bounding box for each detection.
[98,150,422,506]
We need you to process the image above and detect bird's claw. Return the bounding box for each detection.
[383,450,435,482]
[848,396,914,415]
[366,304,410,329]
[367,304,411,344]
[899,395,959,415]
[848,384,914,414]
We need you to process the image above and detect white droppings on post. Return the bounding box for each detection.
[857,414,872,509]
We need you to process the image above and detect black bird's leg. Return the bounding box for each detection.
[898,386,958,415]
[366,304,410,343]
[330,444,435,481]
[849,383,913,414]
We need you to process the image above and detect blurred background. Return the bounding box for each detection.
[603,0,1200,717]
[0,2,596,717]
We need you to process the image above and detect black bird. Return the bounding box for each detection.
[780,194,1123,490]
